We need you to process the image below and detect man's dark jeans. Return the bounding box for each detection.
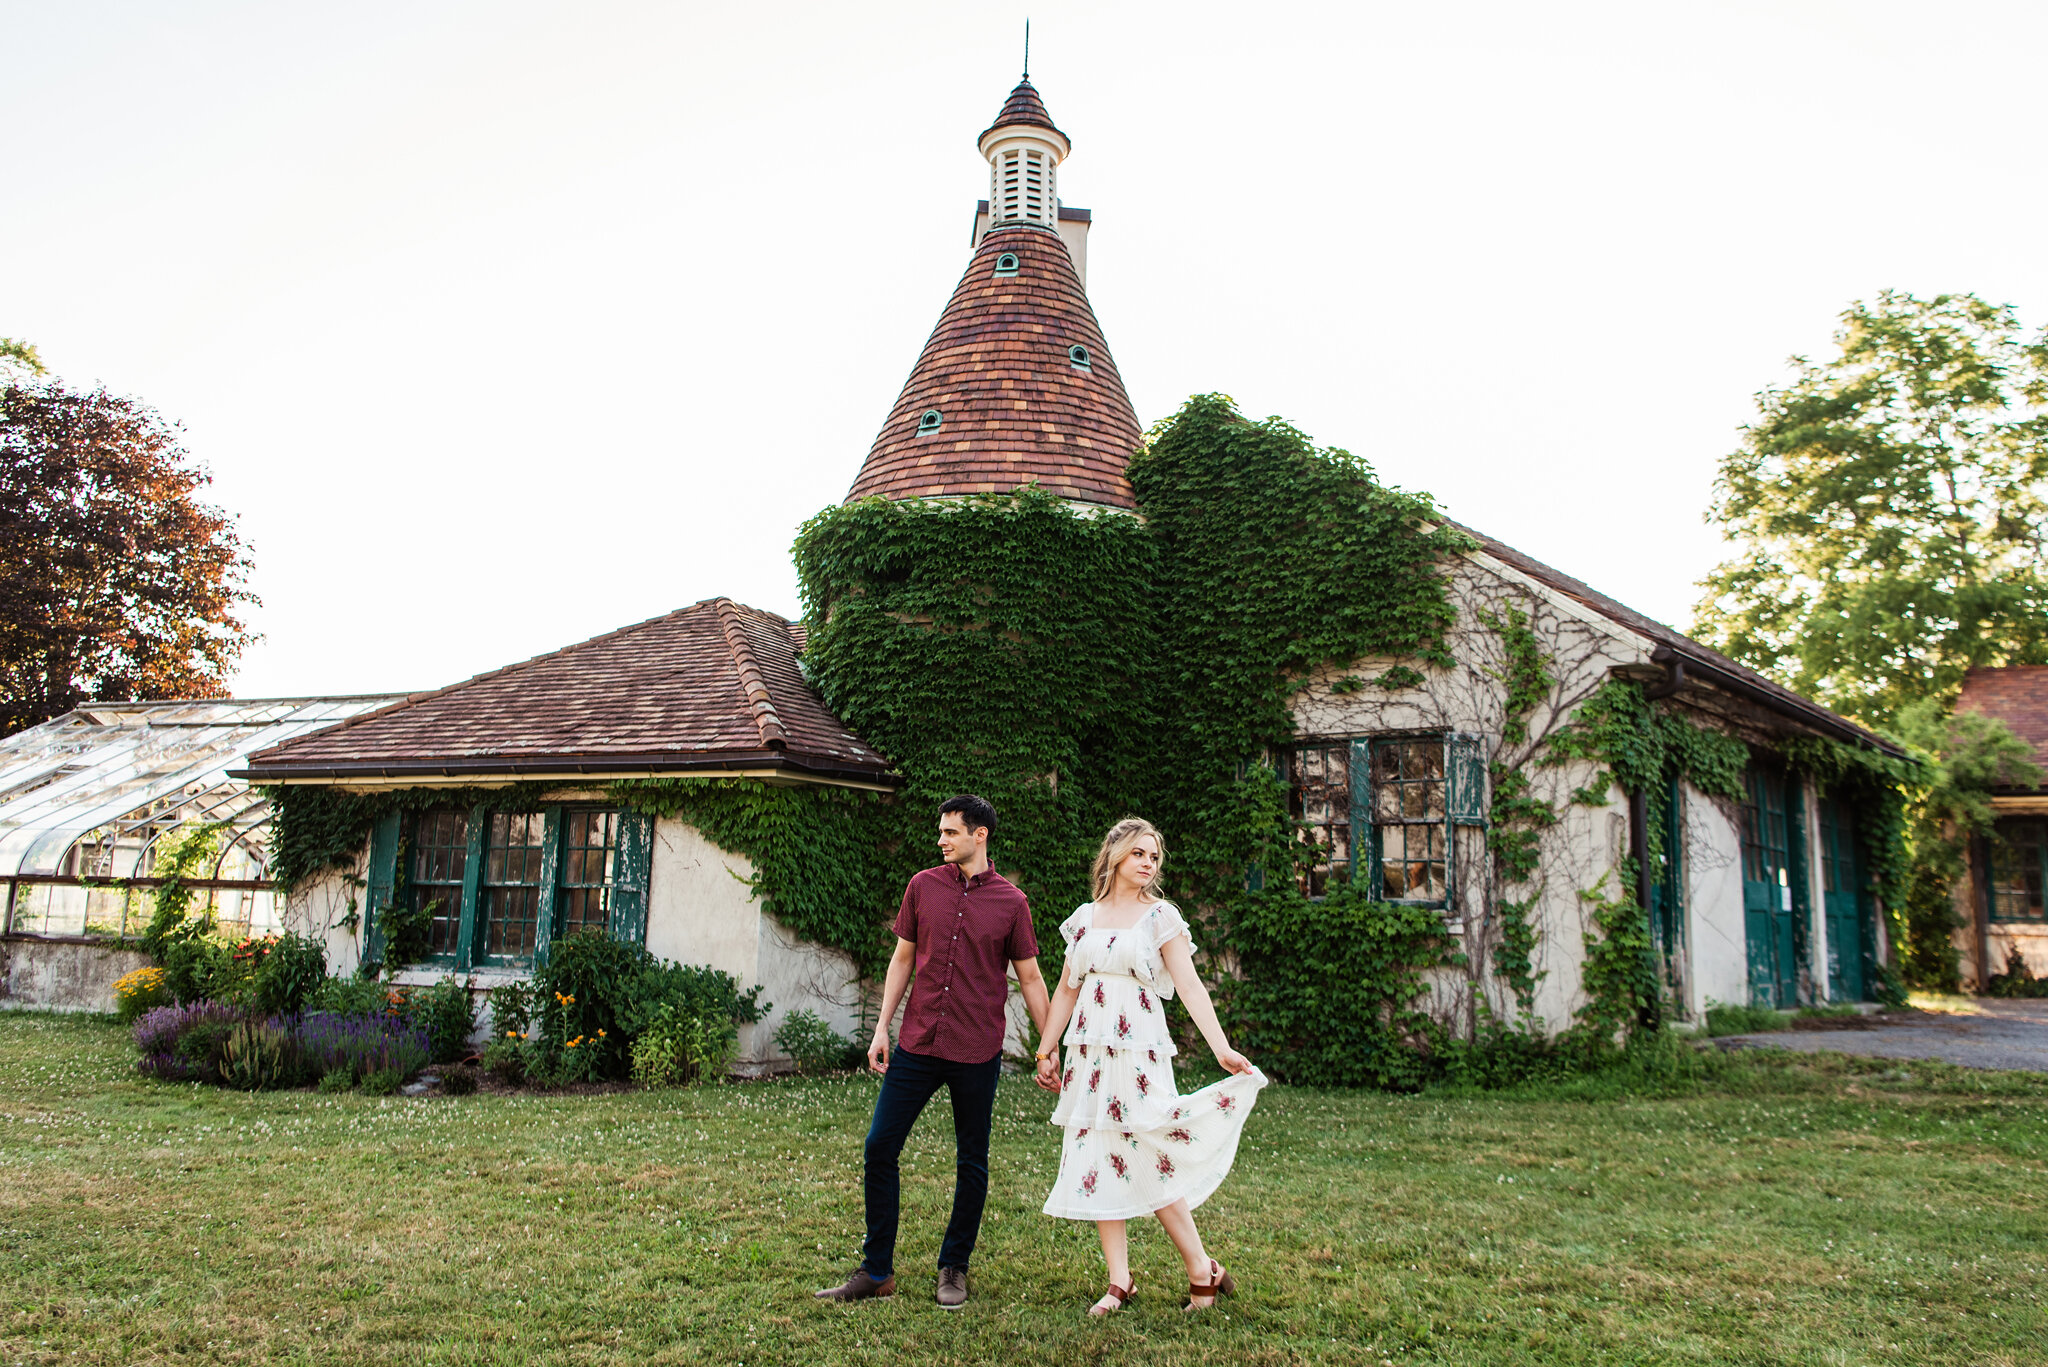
[861,1046,1002,1280]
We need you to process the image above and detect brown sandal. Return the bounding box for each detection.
[1088,1281,1134,1317]
[1182,1259,1237,1310]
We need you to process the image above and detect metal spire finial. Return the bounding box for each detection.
[1023,19,1030,79]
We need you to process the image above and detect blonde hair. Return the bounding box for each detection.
[1091,817,1166,902]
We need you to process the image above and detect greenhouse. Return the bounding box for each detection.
[0,697,402,941]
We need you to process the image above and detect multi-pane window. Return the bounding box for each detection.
[1740,773,1790,889]
[1285,744,1352,897]
[381,806,649,970]
[480,813,547,964]
[1371,738,1448,904]
[1281,733,1483,908]
[1990,817,2048,922]
[410,809,470,958]
[558,810,621,937]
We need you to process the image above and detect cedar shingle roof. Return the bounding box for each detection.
[1957,666,2048,778]
[847,223,1141,508]
[235,600,893,785]
[979,78,1065,144]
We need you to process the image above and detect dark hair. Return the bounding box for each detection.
[938,794,997,839]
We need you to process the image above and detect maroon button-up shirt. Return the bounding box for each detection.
[892,863,1038,1064]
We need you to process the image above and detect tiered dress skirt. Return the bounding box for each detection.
[1041,902,1267,1222]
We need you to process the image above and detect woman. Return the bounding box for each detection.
[1035,817,1267,1315]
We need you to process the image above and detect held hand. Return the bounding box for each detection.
[1034,1056,1061,1093]
[868,1030,891,1075]
[1215,1046,1252,1076]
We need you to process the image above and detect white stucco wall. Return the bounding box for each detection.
[283,865,369,979]
[1290,553,1652,1034]
[644,816,863,1068]
[1284,546,1849,1031]
[1683,782,1749,1016]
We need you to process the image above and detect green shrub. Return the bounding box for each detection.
[220,1019,309,1090]
[360,1067,401,1096]
[1874,959,1910,1008]
[533,932,765,1082]
[172,1014,238,1082]
[1703,1001,1789,1036]
[1987,946,2048,999]
[401,977,477,1063]
[1215,882,1456,1090]
[309,975,388,1016]
[480,1037,527,1086]
[317,1069,353,1093]
[161,935,235,1007]
[441,1065,480,1096]
[251,933,326,1016]
[631,1004,734,1088]
[773,1009,859,1074]
[486,980,536,1041]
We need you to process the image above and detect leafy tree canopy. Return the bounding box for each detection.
[1693,290,2048,729]
[0,380,256,736]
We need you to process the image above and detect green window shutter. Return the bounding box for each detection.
[609,810,653,945]
[1448,733,1487,826]
[1355,739,1382,898]
[362,811,401,968]
[533,806,563,968]
[453,806,487,968]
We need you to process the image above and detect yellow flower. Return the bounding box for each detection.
[596,1029,606,1038]
[506,1030,518,1038]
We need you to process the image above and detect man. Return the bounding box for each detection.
[815,794,1050,1310]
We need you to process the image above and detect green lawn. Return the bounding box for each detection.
[1,1013,2044,1366]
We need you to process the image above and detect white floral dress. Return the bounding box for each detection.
[1041,900,1268,1221]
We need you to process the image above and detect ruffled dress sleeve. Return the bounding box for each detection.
[1141,901,1195,998]
[1058,904,1094,988]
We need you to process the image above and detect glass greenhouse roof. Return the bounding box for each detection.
[0,696,403,938]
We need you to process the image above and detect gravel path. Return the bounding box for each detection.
[1716,998,2048,1073]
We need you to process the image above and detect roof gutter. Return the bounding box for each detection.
[229,750,900,789]
[1648,645,1904,757]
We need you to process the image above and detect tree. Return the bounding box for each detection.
[0,381,256,736]
[1693,291,2048,731]
[0,338,45,379]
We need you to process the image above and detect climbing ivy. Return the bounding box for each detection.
[1547,678,1752,1038]
[793,485,1159,961]
[265,783,559,893]
[1131,395,1471,908]
[787,394,1472,1080]
[1478,605,1555,1015]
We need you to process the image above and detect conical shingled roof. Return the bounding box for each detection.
[847,224,1141,509]
[979,77,1065,144]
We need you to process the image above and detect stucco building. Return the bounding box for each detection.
[5,75,1909,1050]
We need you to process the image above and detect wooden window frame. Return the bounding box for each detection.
[1281,732,1485,908]
[365,804,652,971]
[1988,815,2048,923]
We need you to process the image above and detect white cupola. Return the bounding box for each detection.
[977,78,1069,229]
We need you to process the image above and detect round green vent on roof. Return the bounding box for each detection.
[1068,343,1092,370]
[994,252,1020,276]
[917,409,943,434]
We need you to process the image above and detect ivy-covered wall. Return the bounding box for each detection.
[267,391,1916,1085]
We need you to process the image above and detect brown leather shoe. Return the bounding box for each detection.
[936,1266,968,1310]
[814,1268,896,1301]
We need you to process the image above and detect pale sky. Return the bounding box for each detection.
[9,1,2046,700]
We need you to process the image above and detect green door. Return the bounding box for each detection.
[1819,797,1871,1002]
[1644,778,1684,1000]
[1741,767,1800,1007]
